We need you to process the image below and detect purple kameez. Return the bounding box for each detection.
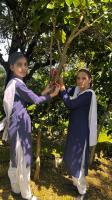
[60,86,92,178]
[8,77,51,168]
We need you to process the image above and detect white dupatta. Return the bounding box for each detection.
[70,86,97,147]
[0,78,23,141]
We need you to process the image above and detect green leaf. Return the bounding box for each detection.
[34,123,40,129]
[85,0,89,6]
[101,0,112,2]
[73,0,87,7]
[61,29,66,43]
[82,0,86,6]
[65,0,73,6]
[47,3,55,9]
[60,2,65,7]
[27,104,36,111]
[73,0,80,7]
[64,17,68,24]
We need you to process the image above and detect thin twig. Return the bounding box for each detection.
[50,14,56,68]
[57,39,62,57]
[58,9,112,74]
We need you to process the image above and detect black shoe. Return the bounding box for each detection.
[11,191,21,195]
[11,191,21,198]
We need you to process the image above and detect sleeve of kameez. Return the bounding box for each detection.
[60,90,92,109]
[59,86,75,99]
[66,86,75,96]
[16,82,51,104]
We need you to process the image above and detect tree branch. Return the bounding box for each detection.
[4,0,18,11]
[26,59,56,80]
[58,9,112,74]
[0,53,8,71]
[50,15,56,68]
[25,34,39,61]
[9,31,20,55]
[57,39,62,57]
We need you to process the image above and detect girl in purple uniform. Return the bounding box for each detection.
[60,69,97,196]
[0,52,60,200]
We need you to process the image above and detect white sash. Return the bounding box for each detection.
[0,78,24,141]
[70,86,97,147]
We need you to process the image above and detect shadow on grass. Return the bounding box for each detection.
[0,142,112,200]
[32,160,79,199]
[0,158,112,200]
[0,164,23,200]
[32,156,112,200]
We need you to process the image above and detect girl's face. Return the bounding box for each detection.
[10,57,28,78]
[76,71,91,91]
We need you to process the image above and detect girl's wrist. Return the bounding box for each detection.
[60,86,65,91]
[50,93,54,98]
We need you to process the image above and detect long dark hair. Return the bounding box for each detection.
[5,68,12,88]
[5,52,26,87]
[76,68,92,88]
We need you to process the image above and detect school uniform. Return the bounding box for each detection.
[60,86,97,194]
[0,77,51,199]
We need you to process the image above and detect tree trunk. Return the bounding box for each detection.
[34,132,41,181]
[89,105,111,165]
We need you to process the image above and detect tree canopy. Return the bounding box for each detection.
[0,0,112,157]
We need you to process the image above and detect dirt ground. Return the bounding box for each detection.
[0,155,112,200]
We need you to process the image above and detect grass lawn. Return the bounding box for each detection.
[0,153,112,200]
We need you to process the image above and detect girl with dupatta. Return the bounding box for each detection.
[59,69,97,196]
[0,52,60,200]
